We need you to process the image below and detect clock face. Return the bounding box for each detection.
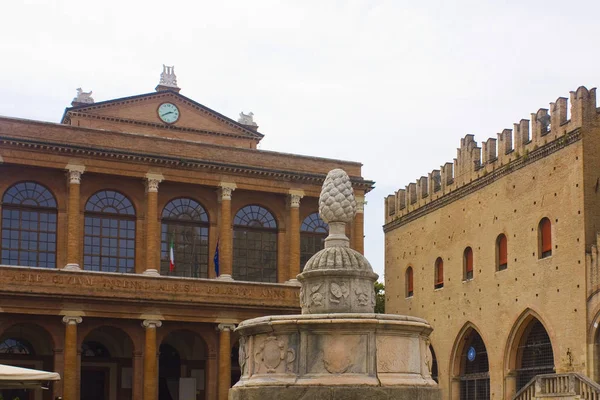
[158,102,180,124]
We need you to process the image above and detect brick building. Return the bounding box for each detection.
[384,85,600,399]
[0,66,373,400]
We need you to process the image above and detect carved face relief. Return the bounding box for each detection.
[310,283,324,307]
[329,282,349,304]
[355,286,369,306]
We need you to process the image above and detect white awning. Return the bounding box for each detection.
[0,364,60,389]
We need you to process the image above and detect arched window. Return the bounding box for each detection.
[1,182,57,268]
[406,266,414,298]
[81,341,111,358]
[516,320,555,390]
[459,330,490,399]
[434,257,444,289]
[496,234,508,271]
[83,190,136,273]
[0,338,34,355]
[463,247,473,281]
[161,198,209,278]
[233,205,277,282]
[539,218,552,258]
[429,345,439,383]
[300,212,328,271]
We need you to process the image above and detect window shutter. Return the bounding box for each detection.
[541,219,552,253]
[499,235,508,266]
[465,248,473,273]
[436,260,444,284]
[407,269,413,295]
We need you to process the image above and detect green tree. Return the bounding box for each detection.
[374,281,385,313]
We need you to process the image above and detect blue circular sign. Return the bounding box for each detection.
[467,346,476,362]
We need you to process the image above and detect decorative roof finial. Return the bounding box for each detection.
[71,88,94,106]
[238,111,258,127]
[156,65,180,93]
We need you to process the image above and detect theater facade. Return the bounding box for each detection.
[0,67,373,400]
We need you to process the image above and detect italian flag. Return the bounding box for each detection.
[169,235,175,272]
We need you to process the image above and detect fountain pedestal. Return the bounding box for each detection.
[229,169,440,400]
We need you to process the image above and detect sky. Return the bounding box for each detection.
[1,0,599,280]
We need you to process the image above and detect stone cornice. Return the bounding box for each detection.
[383,129,582,232]
[0,135,374,192]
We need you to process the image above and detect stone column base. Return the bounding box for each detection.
[216,274,234,281]
[229,385,441,400]
[142,269,160,277]
[62,263,81,271]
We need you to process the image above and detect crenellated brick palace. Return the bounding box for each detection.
[0,66,373,400]
[384,85,600,399]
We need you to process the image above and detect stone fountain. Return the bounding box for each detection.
[229,169,440,400]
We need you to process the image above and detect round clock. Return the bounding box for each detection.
[158,102,180,124]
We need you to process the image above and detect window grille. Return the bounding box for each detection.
[233,205,278,282]
[516,320,555,390]
[460,330,490,400]
[1,182,57,268]
[83,190,136,273]
[160,198,209,278]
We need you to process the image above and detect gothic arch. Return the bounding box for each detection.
[449,321,488,377]
[449,321,491,399]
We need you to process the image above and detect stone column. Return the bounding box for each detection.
[63,165,85,270]
[353,195,366,254]
[505,370,517,400]
[143,173,163,276]
[287,190,303,284]
[217,183,236,281]
[62,316,82,400]
[217,324,235,400]
[142,319,162,400]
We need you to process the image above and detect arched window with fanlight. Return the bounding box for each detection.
[83,190,136,273]
[300,212,328,270]
[1,182,57,268]
[434,257,444,289]
[233,205,277,283]
[539,217,552,259]
[160,198,209,278]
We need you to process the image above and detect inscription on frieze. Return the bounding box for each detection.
[0,270,298,303]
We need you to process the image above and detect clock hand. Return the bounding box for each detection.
[161,111,174,116]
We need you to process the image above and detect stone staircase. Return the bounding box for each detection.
[513,373,600,400]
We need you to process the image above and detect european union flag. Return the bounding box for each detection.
[213,240,220,277]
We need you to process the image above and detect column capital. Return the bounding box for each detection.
[289,190,304,208]
[145,173,164,193]
[218,182,237,200]
[66,164,85,184]
[62,316,83,325]
[216,323,236,332]
[355,195,367,214]
[141,319,162,329]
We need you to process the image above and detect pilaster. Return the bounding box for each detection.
[353,195,366,254]
[142,319,162,400]
[63,164,85,271]
[217,183,236,281]
[62,315,82,400]
[217,323,235,400]
[143,173,163,276]
[286,190,304,284]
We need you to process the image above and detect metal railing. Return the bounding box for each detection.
[513,373,600,400]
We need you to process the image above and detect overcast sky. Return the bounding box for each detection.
[1,0,599,280]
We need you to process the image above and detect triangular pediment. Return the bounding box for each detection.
[61,90,262,140]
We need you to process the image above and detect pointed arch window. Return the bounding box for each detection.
[496,234,508,271]
[161,198,209,278]
[516,320,555,390]
[1,182,57,268]
[539,218,552,258]
[434,257,444,289]
[300,212,328,271]
[233,205,277,282]
[459,330,490,399]
[406,266,414,298]
[83,190,136,273]
[463,247,474,281]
